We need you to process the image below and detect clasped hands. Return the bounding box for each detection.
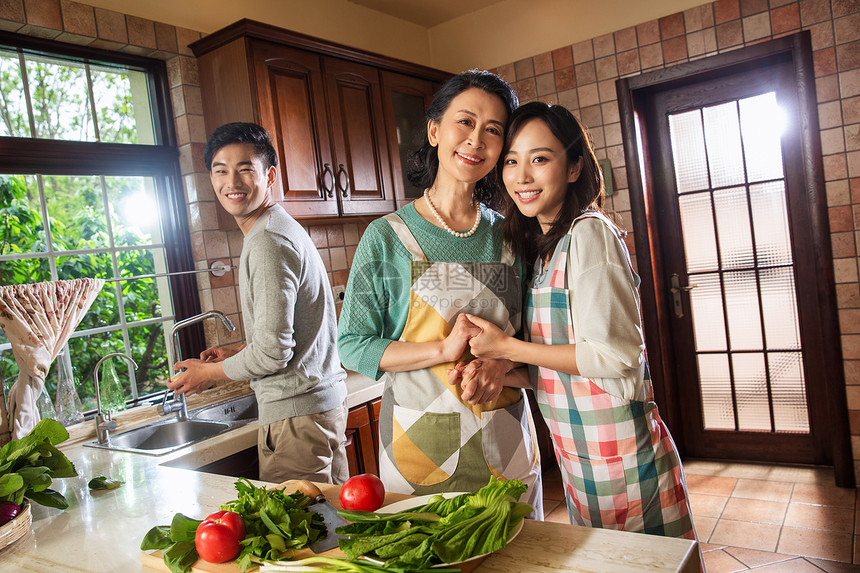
[444,313,514,405]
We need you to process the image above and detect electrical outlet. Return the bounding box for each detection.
[332,284,345,304]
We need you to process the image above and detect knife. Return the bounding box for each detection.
[295,479,349,553]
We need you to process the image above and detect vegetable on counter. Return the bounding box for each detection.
[259,555,458,572]
[140,513,201,573]
[88,475,123,491]
[140,478,329,573]
[335,477,531,570]
[0,500,20,525]
[0,418,77,510]
[220,478,328,571]
[339,474,385,512]
[195,510,245,563]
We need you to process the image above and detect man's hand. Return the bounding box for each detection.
[200,345,239,363]
[166,358,225,395]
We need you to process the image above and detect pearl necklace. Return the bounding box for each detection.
[423,188,481,238]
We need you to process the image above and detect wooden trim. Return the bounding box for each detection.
[190,19,450,83]
[0,138,179,175]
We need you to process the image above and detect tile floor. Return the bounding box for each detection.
[540,459,860,572]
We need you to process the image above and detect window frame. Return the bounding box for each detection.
[0,30,203,410]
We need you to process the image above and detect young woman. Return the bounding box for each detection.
[462,102,696,540]
[337,71,542,516]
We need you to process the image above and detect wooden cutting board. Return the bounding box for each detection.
[140,480,483,572]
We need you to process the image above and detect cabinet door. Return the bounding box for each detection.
[252,40,338,218]
[380,71,439,209]
[345,403,377,477]
[323,58,395,216]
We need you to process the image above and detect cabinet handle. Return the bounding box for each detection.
[336,163,350,197]
[321,163,335,198]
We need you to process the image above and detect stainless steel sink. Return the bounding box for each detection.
[84,393,258,456]
[190,393,257,423]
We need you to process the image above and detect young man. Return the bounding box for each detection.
[168,122,348,484]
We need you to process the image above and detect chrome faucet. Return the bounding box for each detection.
[93,353,138,445]
[160,310,236,420]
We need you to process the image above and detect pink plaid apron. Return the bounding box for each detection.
[526,212,695,539]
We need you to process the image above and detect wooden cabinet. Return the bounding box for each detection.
[379,71,438,209]
[191,19,449,224]
[345,400,380,477]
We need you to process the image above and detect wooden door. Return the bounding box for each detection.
[323,58,394,216]
[646,59,824,463]
[251,40,338,218]
[379,70,439,209]
[617,35,850,483]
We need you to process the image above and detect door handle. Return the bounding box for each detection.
[336,163,350,197]
[670,273,698,318]
[321,163,335,198]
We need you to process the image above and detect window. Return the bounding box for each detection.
[0,34,199,417]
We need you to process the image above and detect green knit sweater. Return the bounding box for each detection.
[337,201,525,380]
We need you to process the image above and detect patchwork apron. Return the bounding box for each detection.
[378,213,543,517]
[526,212,694,538]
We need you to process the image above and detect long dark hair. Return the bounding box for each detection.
[407,70,518,207]
[498,102,606,265]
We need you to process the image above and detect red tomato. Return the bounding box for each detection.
[194,510,245,563]
[339,473,386,512]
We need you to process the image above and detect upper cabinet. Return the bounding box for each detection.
[191,20,449,224]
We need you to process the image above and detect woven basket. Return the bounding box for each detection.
[0,501,31,551]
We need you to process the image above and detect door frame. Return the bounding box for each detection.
[616,32,853,487]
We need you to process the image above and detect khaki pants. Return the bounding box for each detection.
[258,403,349,485]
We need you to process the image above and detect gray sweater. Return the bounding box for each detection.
[222,204,347,425]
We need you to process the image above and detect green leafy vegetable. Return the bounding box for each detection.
[0,419,77,509]
[335,477,529,570]
[220,478,328,572]
[258,555,459,572]
[139,514,201,573]
[88,475,123,490]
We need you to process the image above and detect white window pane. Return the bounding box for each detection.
[0,49,30,137]
[25,55,96,141]
[42,175,110,249]
[669,110,710,193]
[679,192,719,272]
[109,176,164,246]
[703,102,745,188]
[733,353,771,431]
[699,353,735,430]
[714,187,754,270]
[740,92,785,182]
[760,267,800,350]
[724,269,763,350]
[91,66,154,144]
[689,273,727,352]
[769,352,809,432]
[750,181,793,267]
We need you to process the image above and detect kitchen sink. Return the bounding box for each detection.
[84,393,258,456]
[190,393,257,423]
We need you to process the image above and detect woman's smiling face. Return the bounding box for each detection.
[428,87,507,186]
[502,118,582,233]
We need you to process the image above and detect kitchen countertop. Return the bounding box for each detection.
[0,371,699,572]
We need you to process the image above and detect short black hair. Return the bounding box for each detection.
[204,122,278,171]
[406,70,518,207]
